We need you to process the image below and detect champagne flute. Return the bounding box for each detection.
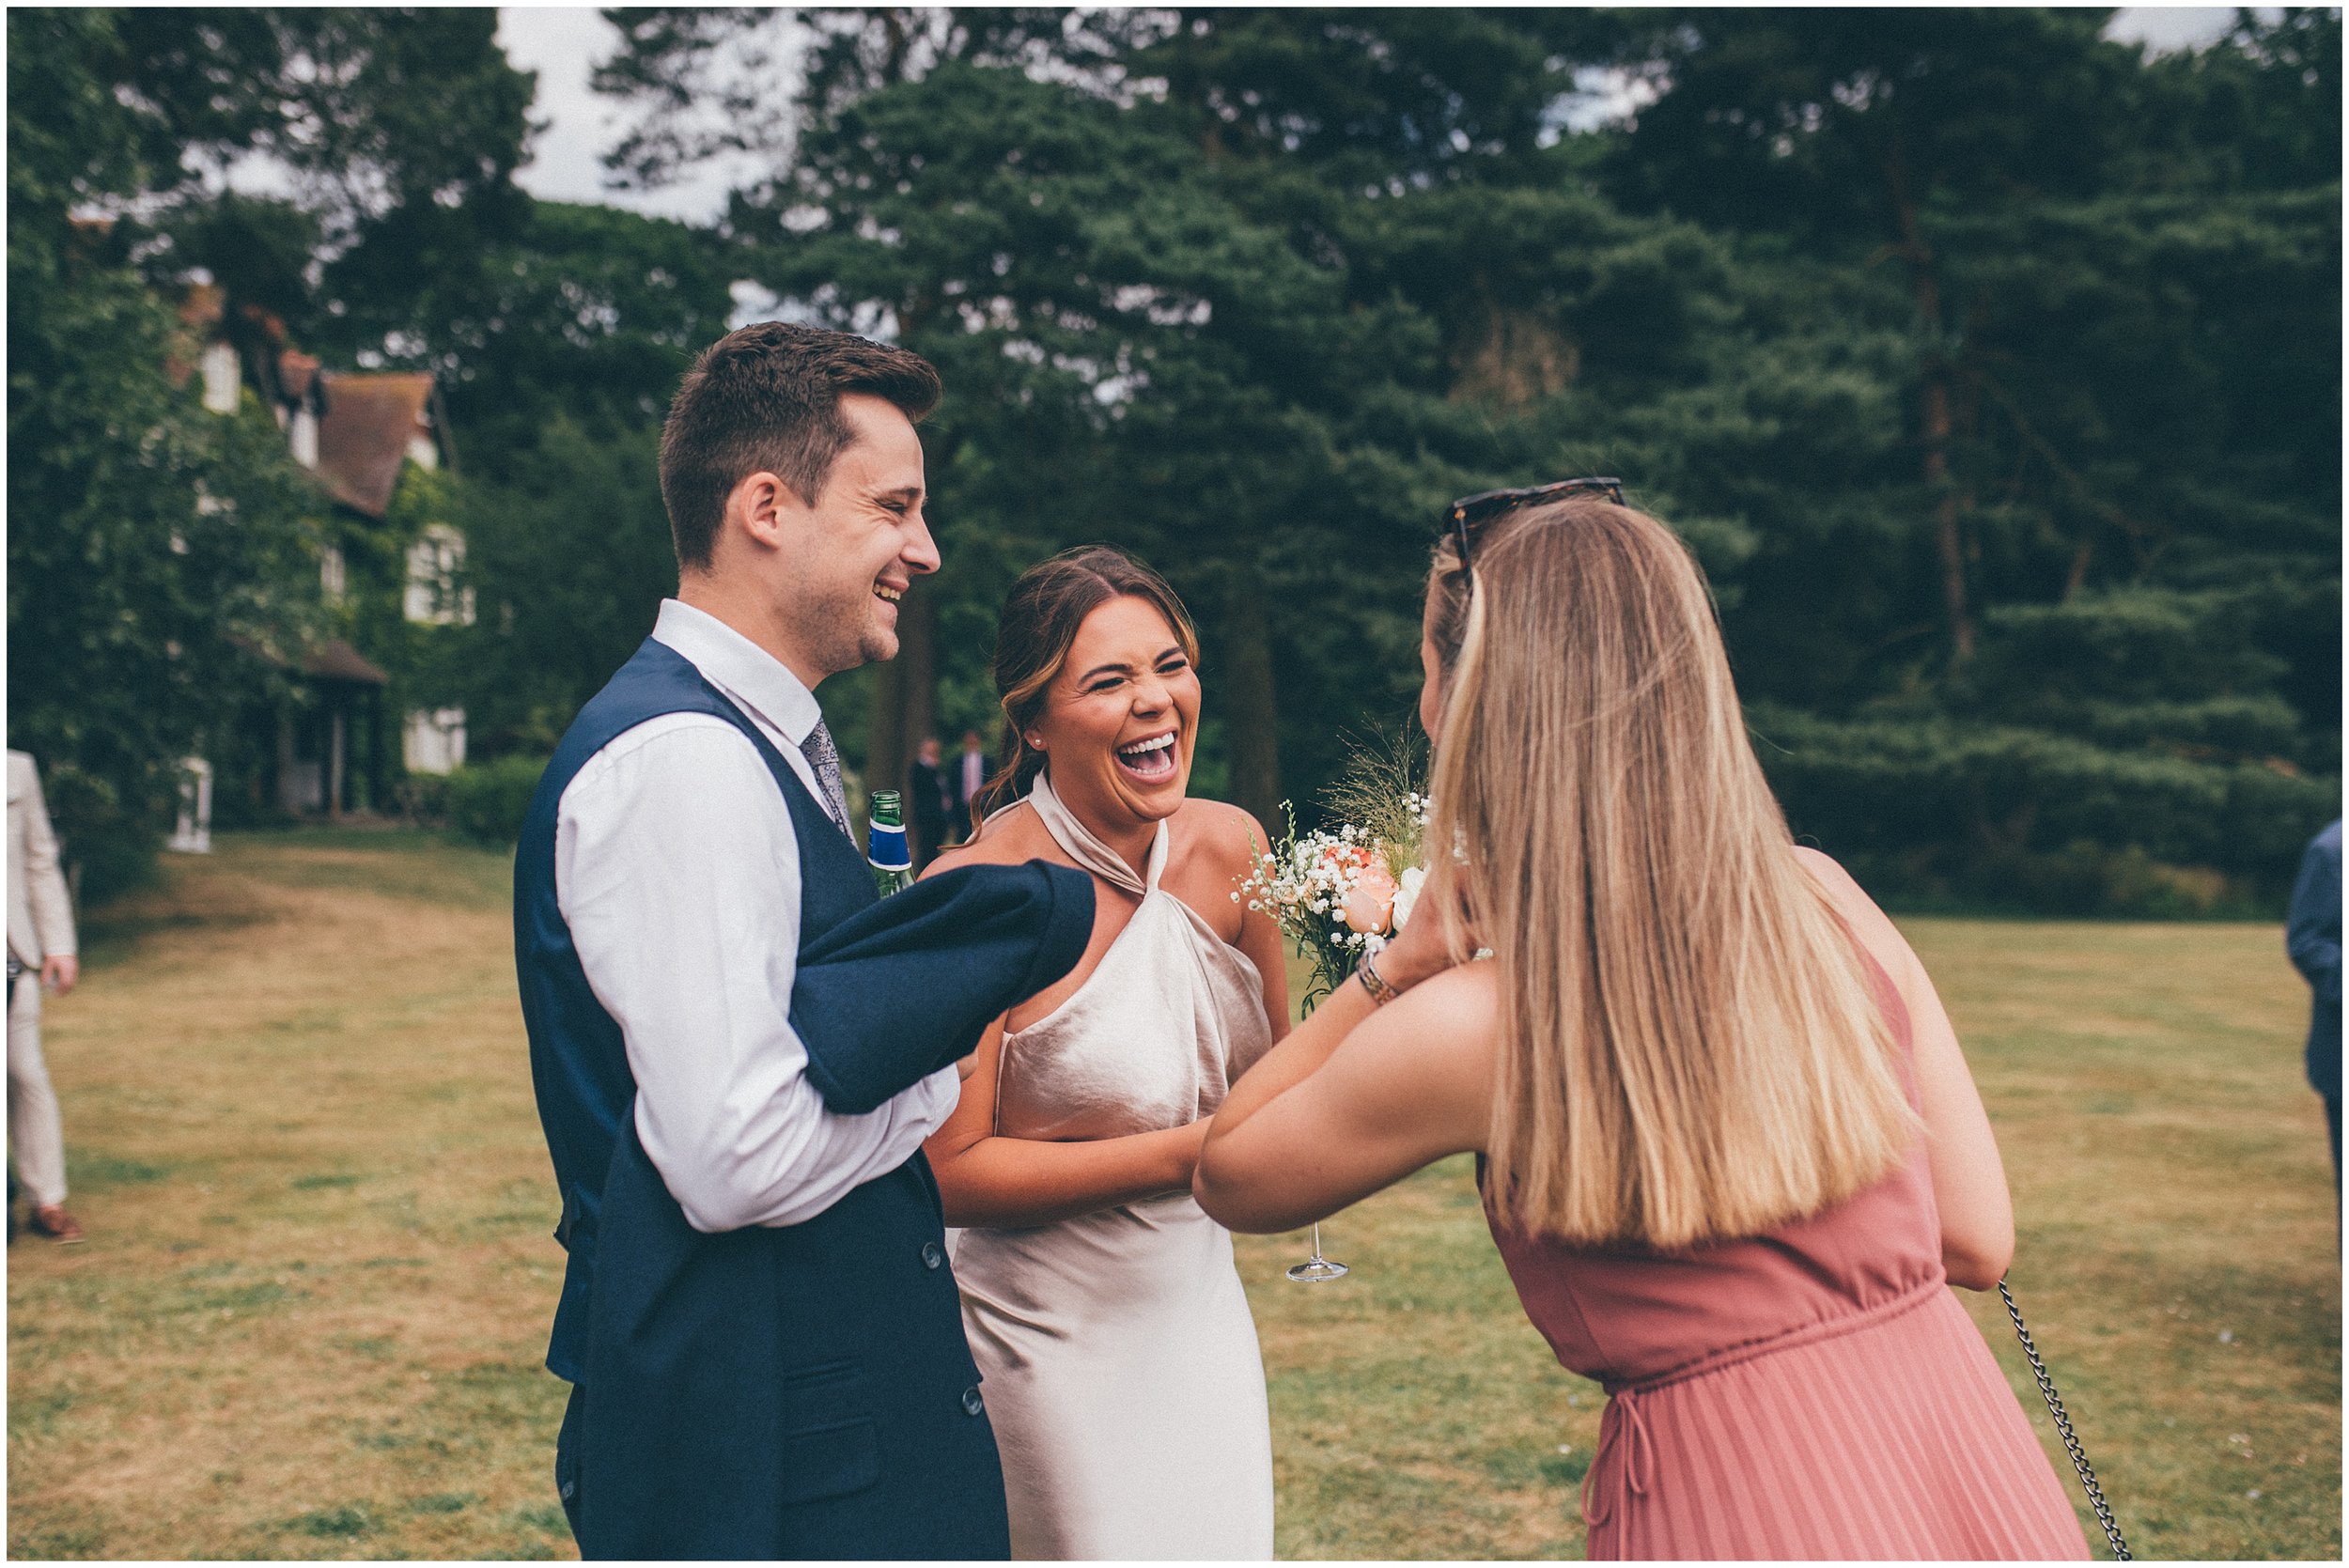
[1285,1221,1347,1282]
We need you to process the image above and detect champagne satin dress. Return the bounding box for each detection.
[948,775,1278,1560]
[1483,951,2091,1560]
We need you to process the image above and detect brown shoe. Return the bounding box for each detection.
[29,1203,84,1243]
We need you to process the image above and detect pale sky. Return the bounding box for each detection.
[493,7,774,224]
[493,7,2258,226]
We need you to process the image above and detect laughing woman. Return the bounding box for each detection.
[923,546,1288,1560]
[1194,488,2091,1560]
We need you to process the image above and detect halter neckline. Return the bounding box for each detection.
[1021,772,1167,898]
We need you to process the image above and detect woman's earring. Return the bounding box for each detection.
[1026,736,1044,750]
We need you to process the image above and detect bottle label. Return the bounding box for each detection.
[866,822,911,873]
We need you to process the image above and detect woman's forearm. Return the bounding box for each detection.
[933,1123,1206,1228]
[1194,982,1370,1229]
[948,969,1379,1230]
[1208,970,1377,1139]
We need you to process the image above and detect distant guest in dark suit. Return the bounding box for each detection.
[950,728,995,843]
[2287,818,2341,1190]
[908,736,951,869]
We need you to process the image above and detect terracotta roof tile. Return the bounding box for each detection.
[300,638,390,686]
[316,372,435,518]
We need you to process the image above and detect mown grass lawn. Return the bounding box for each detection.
[8,829,2339,1560]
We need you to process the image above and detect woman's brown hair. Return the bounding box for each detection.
[975,546,1201,827]
[1421,494,1917,1250]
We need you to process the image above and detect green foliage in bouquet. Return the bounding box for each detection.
[1319,726,1433,881]
[1240,729,1431,1011]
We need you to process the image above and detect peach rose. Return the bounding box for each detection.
[1341,865,1399,934]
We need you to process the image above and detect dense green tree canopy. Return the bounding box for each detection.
[8,11,333,896]
[582,4,2337,910]
[1589,7,2339,904]
[8,8,551,889]
[9,7,2338,913]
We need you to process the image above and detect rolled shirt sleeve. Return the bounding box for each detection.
[555,714,957,1234]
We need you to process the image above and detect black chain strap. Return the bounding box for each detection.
[1999,1279,2131,1560]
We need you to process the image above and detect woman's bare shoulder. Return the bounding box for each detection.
[921,802,1053,878]
[1790,842,1853,892]
[1389,961,1501,1048]
[1174,798,1275,873]
[1791,845,1923,984]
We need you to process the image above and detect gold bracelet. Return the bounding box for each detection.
[1356,949,1401,1005]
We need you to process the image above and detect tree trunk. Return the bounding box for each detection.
[2064,540,2093,598]
[327,703,346,821]
[276,707,297,815]
[1921,382,1974,661]
[1886,145,1975,662]
[864,587,936,811]
[371,686,389,812]
[1219,570,1283,829]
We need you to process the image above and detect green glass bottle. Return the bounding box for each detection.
[866,788,914,896]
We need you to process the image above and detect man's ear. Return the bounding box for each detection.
[727,470,804,553]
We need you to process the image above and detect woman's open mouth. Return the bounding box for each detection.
[1113,730,1180,784]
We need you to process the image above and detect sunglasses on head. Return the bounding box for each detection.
[1444,476,1625,580]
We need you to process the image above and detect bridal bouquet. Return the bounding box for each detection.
[1237,731,1430,1009]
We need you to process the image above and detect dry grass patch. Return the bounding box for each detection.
[8,833,2339,1560]
[9,831,571,1560]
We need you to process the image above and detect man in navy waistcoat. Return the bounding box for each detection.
[515,323,1093,1559]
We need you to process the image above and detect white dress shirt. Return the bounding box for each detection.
[555,599,958,1234]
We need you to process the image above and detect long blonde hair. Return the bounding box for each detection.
[1422,495,1916,1250]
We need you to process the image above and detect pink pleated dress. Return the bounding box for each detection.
[1482,955,2092,1560]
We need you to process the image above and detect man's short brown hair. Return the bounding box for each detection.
[658,322,942,570]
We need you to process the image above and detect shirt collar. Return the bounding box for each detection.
[651,598,823,748]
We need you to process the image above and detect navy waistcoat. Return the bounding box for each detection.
[515,638,1020,1560]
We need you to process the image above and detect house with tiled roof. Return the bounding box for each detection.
[178,291,471,822]
[316,372,440,514]
[310,367,474,778]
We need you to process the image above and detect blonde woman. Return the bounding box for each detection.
[1194,483,2089,1560]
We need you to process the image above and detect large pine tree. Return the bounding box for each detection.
[580,6,2338,910]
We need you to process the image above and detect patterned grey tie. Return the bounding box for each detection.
[798,719,854,838]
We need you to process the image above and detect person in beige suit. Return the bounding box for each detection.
[9,751,83,1242]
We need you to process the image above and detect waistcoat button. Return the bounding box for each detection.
[921,1241,944,1270]
[961,1386,985,1417]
